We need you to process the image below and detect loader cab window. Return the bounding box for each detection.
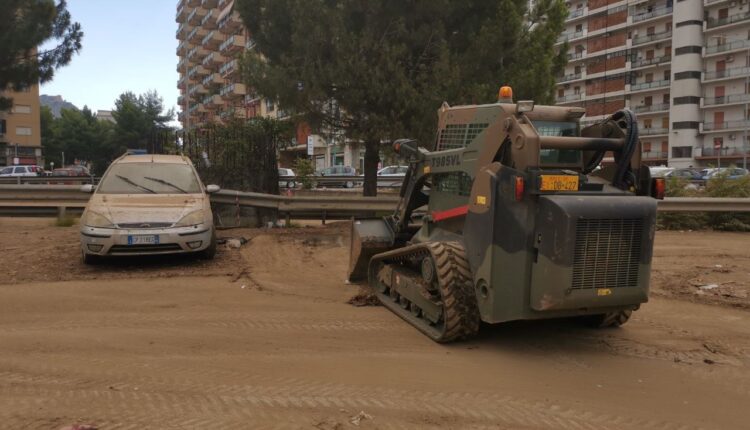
[533,120,582,166]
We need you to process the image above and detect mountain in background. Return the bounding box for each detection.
[40,94,78,118]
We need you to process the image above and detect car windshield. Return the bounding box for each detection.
[97,163,202,194]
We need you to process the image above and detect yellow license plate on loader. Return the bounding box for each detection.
[540,175,579,191]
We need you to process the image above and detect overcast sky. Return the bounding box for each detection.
[41,1,180,122]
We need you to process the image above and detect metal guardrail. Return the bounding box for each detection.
[0,176,98,185]
[279,175,405,188]
[1,185,750,218]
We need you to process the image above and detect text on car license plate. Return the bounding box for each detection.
[128,235,159,245]
[539,175,579,191]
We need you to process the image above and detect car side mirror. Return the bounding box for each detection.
[206,184,220,193]
[80,184,95,193]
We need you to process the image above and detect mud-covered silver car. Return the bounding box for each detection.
[79,154,219,264]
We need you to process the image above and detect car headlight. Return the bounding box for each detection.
[175,210,204,227]
[84,211,115,228]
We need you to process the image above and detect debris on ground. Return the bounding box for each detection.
[59,425,98,430]
[220,237,249,249]
[347,293,380,307]
[349,411,373,426]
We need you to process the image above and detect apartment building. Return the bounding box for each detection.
[176,0,262,130]
[556,0,750,169]
[0,85,43,167]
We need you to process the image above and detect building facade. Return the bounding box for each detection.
[0,85,43,167]
[175,0,367,170]
[556,0,750,169]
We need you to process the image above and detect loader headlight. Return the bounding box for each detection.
[83,211,115,228]
[175,210,204,227]
[516,100,534,113]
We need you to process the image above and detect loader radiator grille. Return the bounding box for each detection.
[571,218,643,290]
[437,123,488,151]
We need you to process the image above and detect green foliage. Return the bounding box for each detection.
[236,0,568,195]
[41,90,174,175]
[292,158,316,189]
[54,215,76,227]
[0,0,83,111]
[112,91,174,150]
[657,173,750,231]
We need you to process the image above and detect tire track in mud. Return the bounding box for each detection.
[0,366,699,430]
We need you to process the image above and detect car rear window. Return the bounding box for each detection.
[98,163,202,194]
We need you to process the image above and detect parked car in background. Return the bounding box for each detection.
[664,168,702,180]
[51,166,90,177]
[0,165,44,177]
[377,165,408,187]
[79,154,219,264]
[315,165,358,188]
[278,167,296,189]
[648,166,673,178]
[700,167,749,181]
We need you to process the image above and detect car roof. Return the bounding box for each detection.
[115,154,191,165]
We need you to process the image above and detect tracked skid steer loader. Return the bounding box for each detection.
[348,87,664,342]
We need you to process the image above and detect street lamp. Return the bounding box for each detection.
[712,35,749,170]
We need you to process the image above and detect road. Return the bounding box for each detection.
[0,218,748,429]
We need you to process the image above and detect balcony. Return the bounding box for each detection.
[558,30,584,44]
[697,147,750,158]
[558,72,582,83]
[177,59,188,73]
[176,23,189,40]
[202,52,227,70]
[200,9,218,29]
[220,83,247,99]
[630,79,670,92]
[188,64,209,79]
[202,30,223,49]
[706,11,750,30]
[631,55,671,69]
[176,5,190,22]
[220,35,246,54]
[634,103,670,114]
[219,59,238,77]
[703,119,750,131]
[188,84,208,96]
[566,8,585,20]
[632,30,671,46]
[201,0,218,7]
[632,6,672,23]
[704,66,750,82]
[705,39,750,55]
[218,11,242,33]
[704,93,750,106]
[567,51,585,61]
[202,73,226,87]
[220,109,247,120]
[202,94,223,107]
[188,27,208,44]
[556,93,582,103]
[642,151,668,160]
[641,127,669,136]
[187,46,209,61]
[187,7,207,25]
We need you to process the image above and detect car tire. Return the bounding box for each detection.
[345,181,354,188]
[81,248,100,265]
[199,229,217,260]
[583,310,632,328]
[287,181,296,189]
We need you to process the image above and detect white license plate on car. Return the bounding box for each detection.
[128,235,159,245]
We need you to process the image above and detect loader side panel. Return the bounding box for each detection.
[529,196,657,311]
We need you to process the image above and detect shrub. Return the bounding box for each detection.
[293,158,316,189]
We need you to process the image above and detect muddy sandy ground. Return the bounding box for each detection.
[0,218,749,429]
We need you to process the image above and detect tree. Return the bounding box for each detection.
[0,0,83,111]
[111,90,174,151]
[236,0,567,196]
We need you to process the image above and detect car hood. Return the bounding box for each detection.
[88,193,205,225]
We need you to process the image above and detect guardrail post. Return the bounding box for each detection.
[322,210,327,225]
[285,212,291,227]
[57,206,67,221]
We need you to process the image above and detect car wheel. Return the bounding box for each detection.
[287,180,296,188]
[81,248,100,265]
[345,180,354,188]
[200,229,217,260]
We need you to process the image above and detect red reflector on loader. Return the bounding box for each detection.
[515,176,524,201]
[653,178,665,200]
[431,205,469,222]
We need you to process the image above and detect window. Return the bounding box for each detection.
[643,142,652,152]
[13,167,28,174]
[672,146,692,158]
[0,167,13,175]
[663,94,670,104]
[714,137,724,149]
[644,119,652,129]
[12,105,31,114]
[645,73,653,83]
[644,96,652,106]
[664,70,671,81]
[15,126,32,136]
[574,86,581,94]
[434,172,472,196]
[265,99,274,111]
[558,89,564,97]
[576,24,583,32]
[661,117,669,129]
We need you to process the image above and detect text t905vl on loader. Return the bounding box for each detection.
[348,87,664,343]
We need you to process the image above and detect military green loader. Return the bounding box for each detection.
[348,86,665,343]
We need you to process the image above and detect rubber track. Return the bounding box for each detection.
[370,241,480,342]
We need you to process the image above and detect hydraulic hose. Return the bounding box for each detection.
[611,109,638,190]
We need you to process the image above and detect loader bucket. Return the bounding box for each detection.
[348,218,395,282]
